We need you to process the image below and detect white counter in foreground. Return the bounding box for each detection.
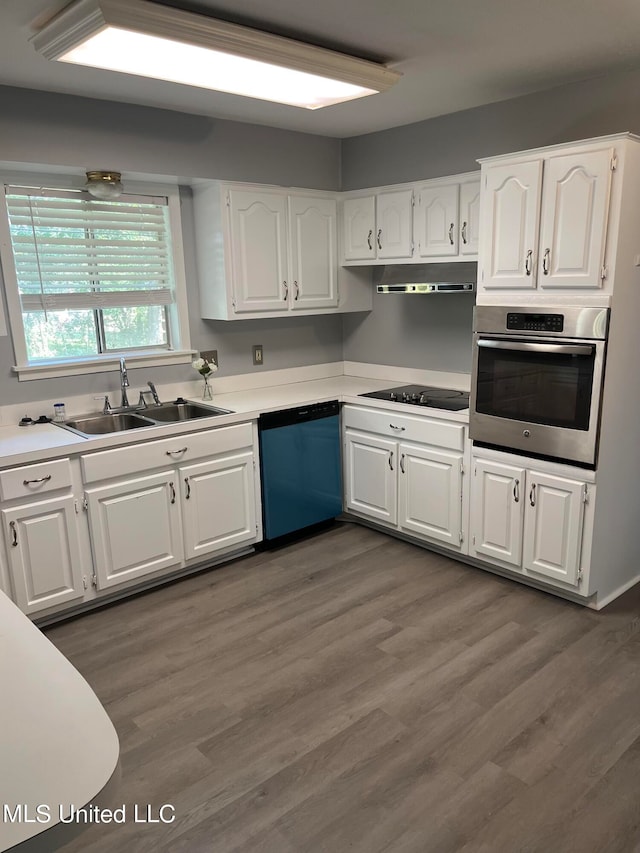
[0,592,119,852]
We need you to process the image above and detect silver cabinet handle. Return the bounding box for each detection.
[461,221,468,244]
[169,482,176,505]
[166,447,188,456]
[529,483,536,507]
[389,423,406,431]
[543,248,550,275]
[9,521,17,547]
[388,451,394,471]
[283,281,288,301]
[525,249,533,276]
[367,229,373,250]
[294,281,299,301]
[184,477,191,500]
[377,229,382,250]
[23,475,52,486]
[449,223,455,245]
[513,478,520,503]
[400,453,405,474]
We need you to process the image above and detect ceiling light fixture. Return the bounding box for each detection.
[31,0,402,110]
[84,170,123,199]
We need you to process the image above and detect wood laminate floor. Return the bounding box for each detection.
[47,522,640,853]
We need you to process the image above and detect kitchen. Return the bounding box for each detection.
[2,1,640,851]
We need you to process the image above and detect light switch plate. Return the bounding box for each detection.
[252,345,264,366]
[200,349,218,366]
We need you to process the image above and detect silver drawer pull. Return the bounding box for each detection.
[389,423,406,431]
[166,447,188,456]
[10,521,17,547]
[23,475,52,485]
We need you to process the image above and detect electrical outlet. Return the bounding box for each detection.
[200,349,218,366]
[252,345,264,366]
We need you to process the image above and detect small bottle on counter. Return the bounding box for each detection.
[53,402,66,422]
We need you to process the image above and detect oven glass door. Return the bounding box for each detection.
[475,338,596,430]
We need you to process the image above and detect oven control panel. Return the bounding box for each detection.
[506,312,564,332]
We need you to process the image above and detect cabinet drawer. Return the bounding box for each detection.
[343,405,465,451]
[81,423,254,483]
[0,458,73,501]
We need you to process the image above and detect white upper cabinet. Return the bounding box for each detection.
[479,160,542,289]
[342,190,414,262]
[229,190,289,313]
[376,189,415,259]
[459,180,481,256]
[341,173,479,265]
[288,195,338,310]
[342,195,376,261]
[193,182,371,320]
[414,183,459,258]
[479,141,616,298]
[537,149,612,290]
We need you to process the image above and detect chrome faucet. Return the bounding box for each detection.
[119,357,130,408]
[147,381,161,405]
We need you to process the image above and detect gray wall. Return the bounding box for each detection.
[0,86,343,406]
[340,66,640,373]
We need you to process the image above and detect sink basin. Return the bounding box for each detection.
[143,401,232,422]
[62,412,156,436]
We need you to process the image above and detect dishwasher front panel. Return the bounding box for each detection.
[259,408,342,541]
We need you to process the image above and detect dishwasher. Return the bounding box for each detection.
[258,400,342,543]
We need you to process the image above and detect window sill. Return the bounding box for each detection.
[13,350,196,381]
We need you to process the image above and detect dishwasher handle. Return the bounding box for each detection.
[259,400,340,430]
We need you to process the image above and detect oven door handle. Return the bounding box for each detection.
[477,340,594,356]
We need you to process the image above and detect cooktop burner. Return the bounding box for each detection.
[360,384,470,411]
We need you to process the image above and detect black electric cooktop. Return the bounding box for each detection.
[360,384,470,411]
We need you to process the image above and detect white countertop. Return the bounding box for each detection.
[0,368,470,468]
[0,591,119,852]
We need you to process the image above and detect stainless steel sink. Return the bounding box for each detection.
[57,399,233,437]
[143,401,232,422]
[62,412,156,436]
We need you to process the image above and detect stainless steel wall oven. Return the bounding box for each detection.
[470,306,609,467]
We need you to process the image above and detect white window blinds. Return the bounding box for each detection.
[4,187,175,311]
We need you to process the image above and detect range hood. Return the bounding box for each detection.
[375,262,477,294]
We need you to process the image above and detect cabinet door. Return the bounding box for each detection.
[470,459,525,568]
[398,443,463,548]
[523,471,585,586]
[342,196,376,261]
[86,471,182,590]
[376,189,414,259]
[537,148,613,290]
[459,180,481,256]
[344,430,397,524]
[3,495,84,614]
[414,183,459,258]
[228,190,289,313]
[289,196,338,310]
[480,160,542,289]
[180,451,257,561]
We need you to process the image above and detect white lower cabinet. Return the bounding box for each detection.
[470,454,593,591]
[85,471,183,590]
[2,494,85,615]
[344,431,397,524]
[180,452,256,561]
[343,405,467,553]
[82,423,259,594]
[398,444,463,548]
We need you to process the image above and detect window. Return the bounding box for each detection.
[0,179,191,379]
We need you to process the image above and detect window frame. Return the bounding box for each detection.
[0,173,193,380]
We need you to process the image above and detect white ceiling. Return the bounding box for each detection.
[2,0,640,138]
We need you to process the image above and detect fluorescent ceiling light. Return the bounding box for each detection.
[31,0,402,110]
